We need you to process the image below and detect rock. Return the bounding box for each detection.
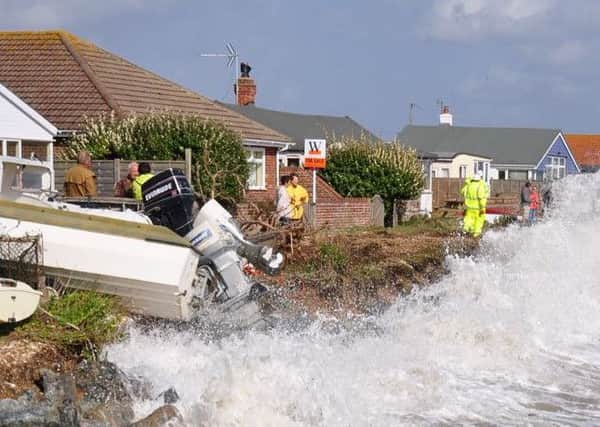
[0,391,59,426]
[130,405,185,427]
[0,360,139,427]
[75,360,135,426]
[157,387,179,405]
[40,369,80,427]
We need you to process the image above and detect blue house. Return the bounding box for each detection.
[398,122,580,181]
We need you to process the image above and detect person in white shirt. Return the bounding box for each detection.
[276,175,292,225]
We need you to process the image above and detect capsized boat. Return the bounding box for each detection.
[0,157,283,323]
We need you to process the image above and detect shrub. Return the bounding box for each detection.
[63,112,250,204]
[319,136,424,222]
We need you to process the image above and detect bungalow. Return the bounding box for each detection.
[398,108,580,181]
[0,30,291,202]
[220,98,380,167]
[564,134,600,173]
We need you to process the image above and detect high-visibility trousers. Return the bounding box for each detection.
[463,208,485,237]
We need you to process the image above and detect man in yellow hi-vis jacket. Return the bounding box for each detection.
[287,173,309,221]
[461,170,489,237]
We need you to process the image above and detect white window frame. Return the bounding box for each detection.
[546,156,566,180]
[246,147,266,190]
[1,139,22,157]
[473,160,490,182]
[459,164,467,178]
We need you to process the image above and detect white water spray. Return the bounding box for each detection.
[107,173,600,426]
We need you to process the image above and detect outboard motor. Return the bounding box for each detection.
[142,169,283,318]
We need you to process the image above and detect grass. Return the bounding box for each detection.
[13,290,125,359]
[391,215,460,236]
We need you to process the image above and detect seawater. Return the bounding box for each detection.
[106,173,600,426]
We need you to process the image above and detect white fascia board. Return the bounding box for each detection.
[243,138,292,151]
[556,131,581,173]
[0,83,57,138]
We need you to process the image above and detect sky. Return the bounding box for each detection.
[2,0,600,140]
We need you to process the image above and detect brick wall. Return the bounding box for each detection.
[279,167,374,228]
[310,199,372,227]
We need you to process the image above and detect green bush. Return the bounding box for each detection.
[64,112,250,203]
[319,136,424,222]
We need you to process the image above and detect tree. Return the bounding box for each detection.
[319,135,424,222]
[63,112,250,204]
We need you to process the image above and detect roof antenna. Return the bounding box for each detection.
[201,43,239,100]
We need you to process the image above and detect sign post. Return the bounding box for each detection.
[304,139,327,225]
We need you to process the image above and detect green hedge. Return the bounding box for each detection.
[64,112,250,204]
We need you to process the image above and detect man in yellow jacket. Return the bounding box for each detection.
[286,173,309,221]
[461,170,489,237]
[132,162,154,201]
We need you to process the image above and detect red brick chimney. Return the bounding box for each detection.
[236,77,256,105]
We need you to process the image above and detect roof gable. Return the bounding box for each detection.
[223,103,380,151]
[397,125,561,166]
[0,31,289,143]
[535,132,580,174]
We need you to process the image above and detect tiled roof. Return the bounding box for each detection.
[0,31,289,142]
[223,103,380,152]
[564,134,600,167]
[398,125,560,166]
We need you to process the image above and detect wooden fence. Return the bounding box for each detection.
[432,178,540,209]
[54,149,192,197]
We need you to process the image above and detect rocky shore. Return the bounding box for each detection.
[0,217,477,426]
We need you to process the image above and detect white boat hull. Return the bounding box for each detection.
[0,199,199,320]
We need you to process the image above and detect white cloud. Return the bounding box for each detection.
[423,0,556,41]
[0,0,154,28]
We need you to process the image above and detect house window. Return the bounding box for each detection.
[287,157,300,167]
[459,165,467,178]
[439,168,450,178]
[546,156,566,180]
[246,148,265,189]
[498,170,506,180]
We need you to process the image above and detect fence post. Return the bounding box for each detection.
[370,195,384,227]
[113,158,121,185]
[392,200,398,227]
[184,148,192,184]
[305,203,316,228]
